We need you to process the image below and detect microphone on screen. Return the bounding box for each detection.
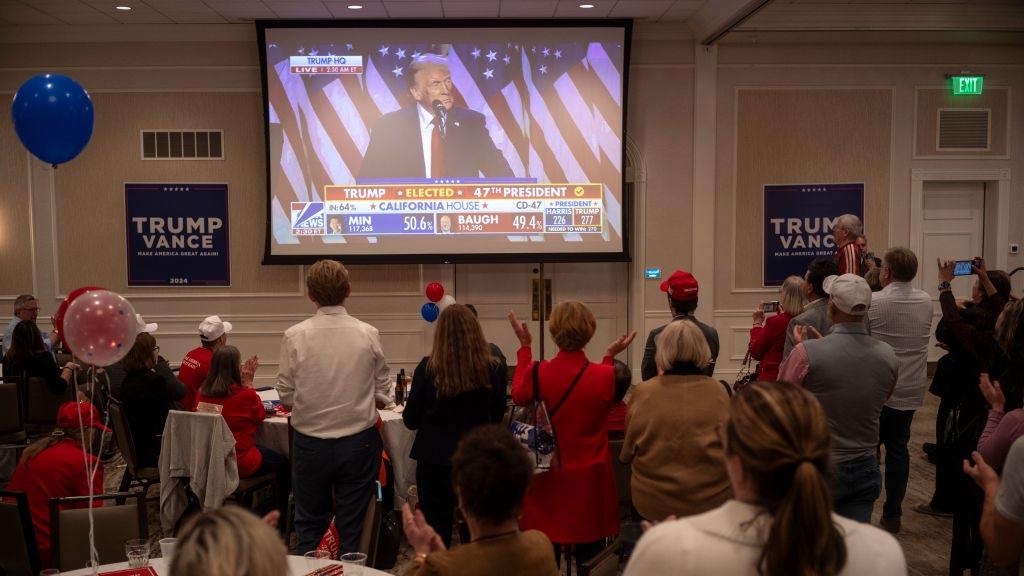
[431,99,448,138]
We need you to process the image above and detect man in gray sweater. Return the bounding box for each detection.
[783,258,839,360]
[778,273,897,523]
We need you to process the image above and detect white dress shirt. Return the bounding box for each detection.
[867,281,934,411]
[275,305,391,439]
[417,103,436,178]
[623,499,907,576]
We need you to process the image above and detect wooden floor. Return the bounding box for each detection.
[874,392,952,576]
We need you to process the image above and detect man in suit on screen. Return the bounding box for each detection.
[359,54,513,180]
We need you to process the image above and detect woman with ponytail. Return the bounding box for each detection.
[623,381,907,576]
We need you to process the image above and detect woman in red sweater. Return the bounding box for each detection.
[195,346,289,522]
[748,275,805,381]
[7,401,108,569]
[508,302,635,572]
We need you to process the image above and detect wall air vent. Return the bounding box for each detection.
[937,109,990,151]
[142,130,224,160]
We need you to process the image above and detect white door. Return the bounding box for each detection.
[919,181,985,360]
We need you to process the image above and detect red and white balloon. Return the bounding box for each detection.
[63,290,138,367]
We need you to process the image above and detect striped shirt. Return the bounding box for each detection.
[867,282,934,411]
[835,241,863,276]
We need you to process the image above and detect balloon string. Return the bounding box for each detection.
[73,365,110,575]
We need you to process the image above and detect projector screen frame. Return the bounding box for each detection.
[257,18,633,265]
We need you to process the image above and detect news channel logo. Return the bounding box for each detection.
[290,202,325,236]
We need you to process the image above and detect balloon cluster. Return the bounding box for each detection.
[59,287,138,367]
[421,282,456,323]
[12,74,95,166]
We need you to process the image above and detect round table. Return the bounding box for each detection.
[255,389,417,510]
[60,554,391,575]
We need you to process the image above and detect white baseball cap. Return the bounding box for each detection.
[198,315,233,341]
[823,274,872,316]
[135,314,158,334]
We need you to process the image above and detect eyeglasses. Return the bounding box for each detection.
[153,346,160,353]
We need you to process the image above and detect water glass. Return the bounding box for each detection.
[125,538,150,568]
[340,552,367,576]
[303,549,331,571]
[159,537,177,559]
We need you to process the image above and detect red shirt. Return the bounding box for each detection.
[835,241,862,276]
[748,311,794,382]
[607,402,627,432]
[196,384,265,478]
[178,345,214,411]
[512,346,619,543]
[7,439,103,567]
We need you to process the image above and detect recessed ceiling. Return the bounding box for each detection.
[0,0,710,25]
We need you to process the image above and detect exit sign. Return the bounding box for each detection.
[950,75,984,95]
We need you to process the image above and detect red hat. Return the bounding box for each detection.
[56,401,111,433]
[660,270,699,302]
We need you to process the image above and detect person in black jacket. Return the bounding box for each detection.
[118,331,185,468]
[2,320,76,394]
[403,304,507,547]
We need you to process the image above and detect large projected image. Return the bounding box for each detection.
[259,22,630,263]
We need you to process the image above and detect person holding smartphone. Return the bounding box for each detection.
[749,276,805,382]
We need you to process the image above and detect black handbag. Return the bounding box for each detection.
[733,350,759,392]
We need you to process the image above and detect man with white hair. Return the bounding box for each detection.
[359,53,513,180]
[778,273,897,523]
[3,294,54,353]
[832,213,864,276]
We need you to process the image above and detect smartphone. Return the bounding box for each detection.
[953,260,975,276]
[762,301,780,313]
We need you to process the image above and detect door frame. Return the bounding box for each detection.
[909,167,1011,289]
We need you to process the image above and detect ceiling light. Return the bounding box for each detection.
[579,3,595,8]
[347,4,362,8]
[115,5,132,10]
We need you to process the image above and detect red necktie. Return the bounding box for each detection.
[431,117,445,179]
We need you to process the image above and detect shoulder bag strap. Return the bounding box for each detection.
[548,361,590,419]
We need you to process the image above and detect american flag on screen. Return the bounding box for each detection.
[265,39,624,245]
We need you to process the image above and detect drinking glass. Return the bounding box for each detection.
[303,549,331,571]
[159,537,177,559]
[125,538,150,568]
[340,552,367,576]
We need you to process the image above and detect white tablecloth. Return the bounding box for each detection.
[60,554,391,575]
[254,389,417,509]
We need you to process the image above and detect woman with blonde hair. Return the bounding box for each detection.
[621,319,732,521]
[508,301,635,571]
[624,381,906,576]
[403,304,508,547]
[748,275,805,382]
[170,506,287,576]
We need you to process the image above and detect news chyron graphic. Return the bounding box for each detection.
[261,23,629,262]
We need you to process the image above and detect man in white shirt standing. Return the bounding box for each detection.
[277,260,391,554]
[867,247,934,534]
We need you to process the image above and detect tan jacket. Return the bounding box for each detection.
[403,530,559,576]
[621,373,732,521]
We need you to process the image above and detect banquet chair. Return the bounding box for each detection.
[0,489,40,576]
[579,539,622,576]
[49,492,147,572]
[0,378,28,454]
[108,398,160,500]
[22,375,75,435]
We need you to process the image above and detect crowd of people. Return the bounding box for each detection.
[3,212,1024,576]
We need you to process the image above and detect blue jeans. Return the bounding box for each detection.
[831,454,882,523]
[292,427,382,555]
[879,407,915,520]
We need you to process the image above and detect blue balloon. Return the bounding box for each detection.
[421,302,440,323]
[12,74,94,166]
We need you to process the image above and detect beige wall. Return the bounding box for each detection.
[0,25,1021,378]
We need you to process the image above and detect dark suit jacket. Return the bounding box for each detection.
[402,356,507,465]
[640,315,720,381]
[359,105,513,180]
